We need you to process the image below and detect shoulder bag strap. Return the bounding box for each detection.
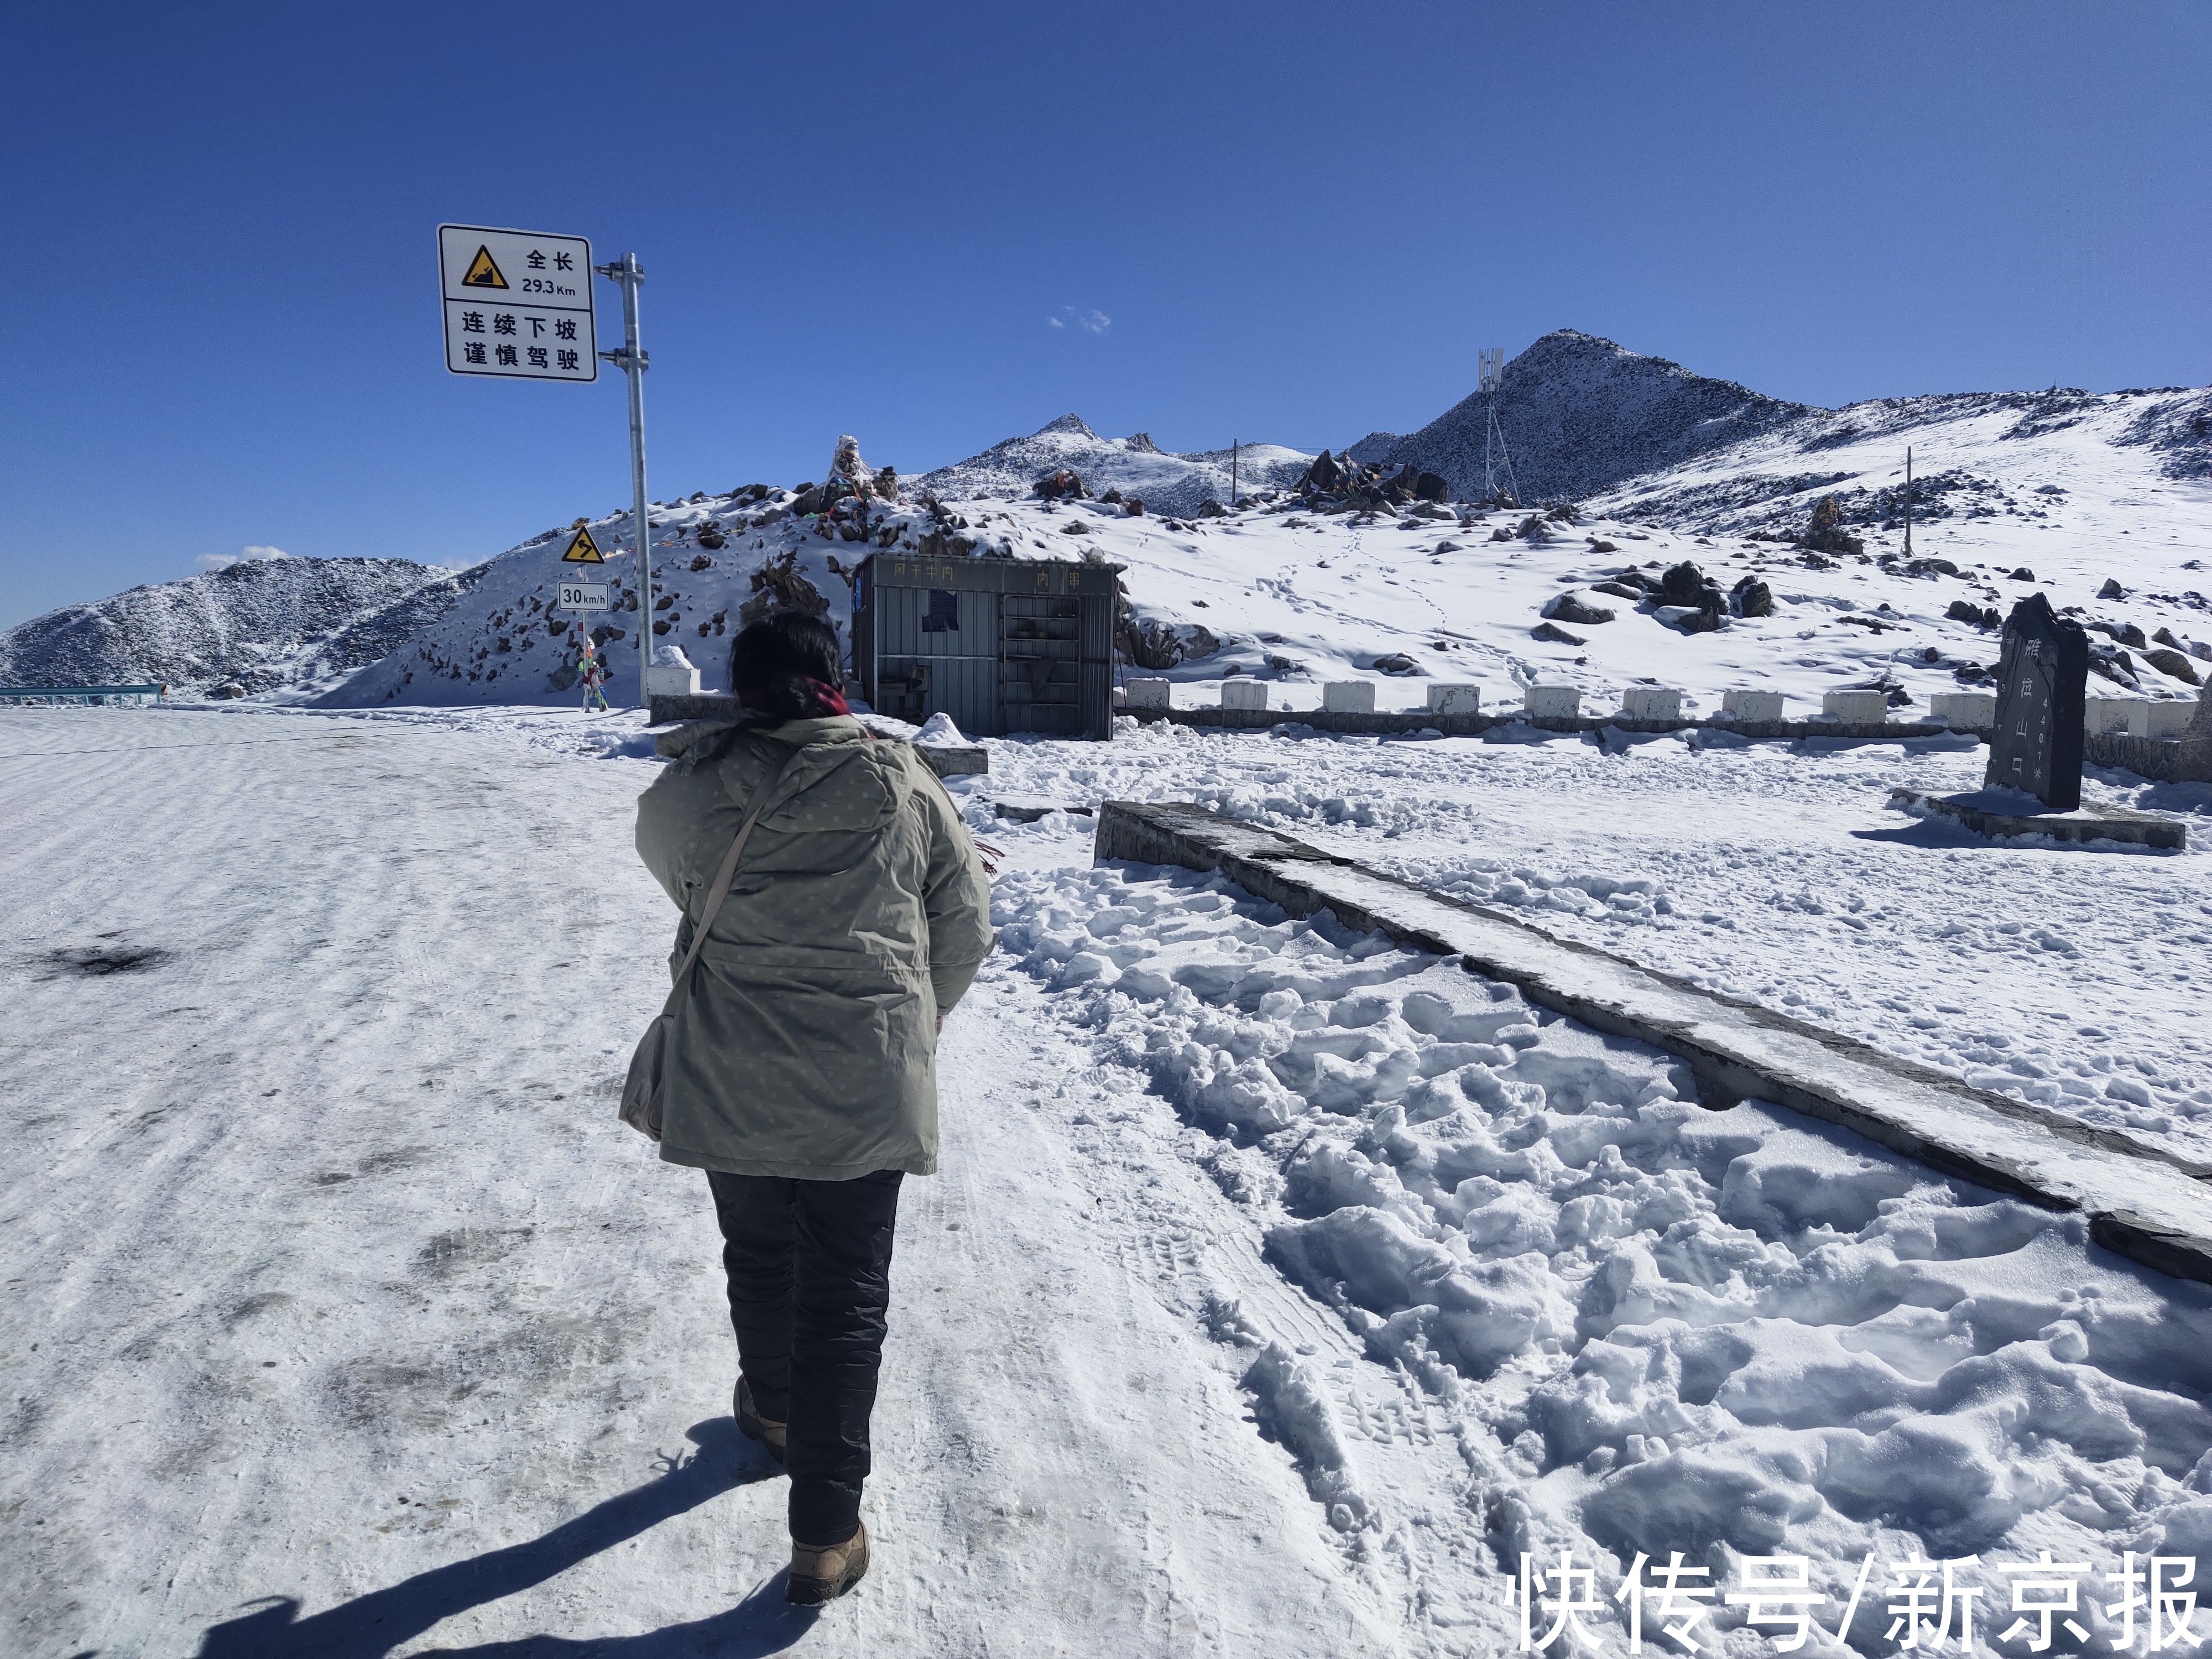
[658,745,806,1019]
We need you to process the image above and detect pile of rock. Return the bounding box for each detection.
[1568,560,1772,636]
[794,435,899,518]
[1292,449,1450,513]
[1119,614,1220,671]
[1490,504,1580,543]
[1800,494,1864,556]
[1540,591,1616,628]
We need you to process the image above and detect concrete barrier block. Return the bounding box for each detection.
[2130,699,2195,739]
[1822,690,1890,723]
[1524,684,1580,719]
[1928,691,1997,729]
[2084,699,2132,734]
[1125,677,1171,710]
[1621,686,1683,721]
[1219,678,1269,711]
[1425,682,1482,716]
[1722,688,1785,721]
[646,662,701,697]
[1321,681,1375,714]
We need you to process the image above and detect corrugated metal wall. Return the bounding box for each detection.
[999,594,1086,737]
[875,582,1003,735]
[858,556,1119,739]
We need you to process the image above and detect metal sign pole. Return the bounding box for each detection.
[596,254,651,706]
[1903,445,1914,558]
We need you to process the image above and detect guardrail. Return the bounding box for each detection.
[0,684,166,706]
[2083,726,2212,785]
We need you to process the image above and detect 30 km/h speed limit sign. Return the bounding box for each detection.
[558,582,611,612]
[437,225,596,382]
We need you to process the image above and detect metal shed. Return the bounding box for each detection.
[853,553,1120,739]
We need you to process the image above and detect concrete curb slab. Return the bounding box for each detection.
[1890,787,2186,851]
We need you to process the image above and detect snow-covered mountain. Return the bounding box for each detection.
[912,414,1311,514]
[22,332,2211,718]
[916,445,2212,729]
[1588,381,2212,541]
[319,489,985,708]
[1354,328,1814,502]
[1354,327,2212,517]
[0,556,477,696]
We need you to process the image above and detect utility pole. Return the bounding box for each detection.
[1230,439,1238,509]
[1902,445,1913,558]
[596,253,651,706]
[1479,347,1521,506]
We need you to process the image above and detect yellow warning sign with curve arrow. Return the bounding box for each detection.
[461,245,509,289]
[561,526,607,564]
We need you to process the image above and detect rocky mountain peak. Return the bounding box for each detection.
[1361,330,1815,503]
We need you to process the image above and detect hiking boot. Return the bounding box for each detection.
[787,1522,869,1604]
[733,1378,786,1465]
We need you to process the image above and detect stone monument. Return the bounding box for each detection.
[1887,592,2180,848]
[1981,592,2089,810]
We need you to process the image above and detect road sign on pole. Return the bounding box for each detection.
[594,253,653,709]
[437,225,597,382]
[561,526,606,564]
[558,581,611,612]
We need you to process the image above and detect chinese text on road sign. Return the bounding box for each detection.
[558,582,610,612]
[437,225,596,382]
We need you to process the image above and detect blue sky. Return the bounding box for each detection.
[2,1,2206,629]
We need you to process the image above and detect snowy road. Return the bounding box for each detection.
[1,707,1392,1657]
[7,706,2212,1659]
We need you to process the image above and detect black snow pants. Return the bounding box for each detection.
[706,1168,903,1546]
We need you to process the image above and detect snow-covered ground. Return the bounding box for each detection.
[7,702,2211,1658]
[1072,466,2211,723]
[975,721,2212,1166]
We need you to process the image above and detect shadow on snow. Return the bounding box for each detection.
[194,1419,816,1658]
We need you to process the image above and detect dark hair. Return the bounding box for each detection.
[729,611,842,719]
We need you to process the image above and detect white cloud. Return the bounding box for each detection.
[1052,306,1110,335]
[1048,315,1063,328]
[198,545,290,571]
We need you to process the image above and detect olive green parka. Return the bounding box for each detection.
[633,714,995,1180]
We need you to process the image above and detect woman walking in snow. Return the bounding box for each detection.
[633,611,994,1604]
[576,636,611,713]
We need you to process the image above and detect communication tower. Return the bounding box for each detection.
[1479,347,1522,506]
